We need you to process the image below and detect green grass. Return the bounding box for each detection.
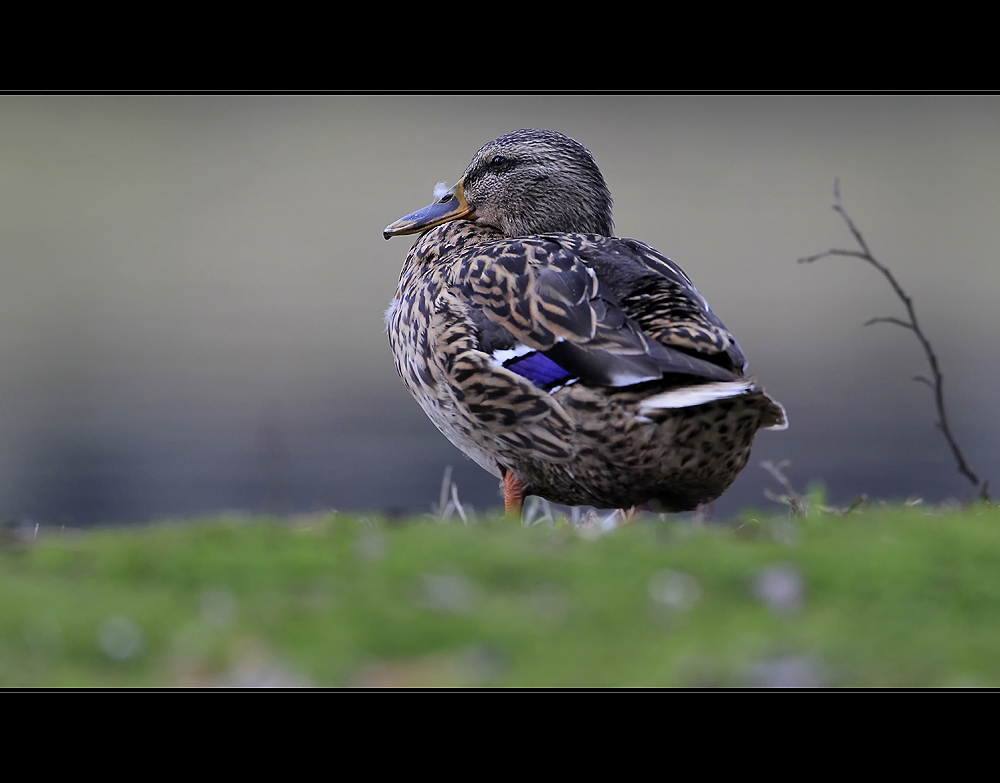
[2,503,1000,687]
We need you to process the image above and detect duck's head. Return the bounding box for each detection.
[384,129,614,239]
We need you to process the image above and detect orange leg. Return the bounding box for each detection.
[503,471,527,519]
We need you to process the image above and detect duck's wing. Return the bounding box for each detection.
[565,235,749,374]
[455,235,741,390]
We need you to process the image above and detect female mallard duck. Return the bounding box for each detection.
[384,129,786,517]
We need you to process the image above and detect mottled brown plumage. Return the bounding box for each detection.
[384,129,786,515]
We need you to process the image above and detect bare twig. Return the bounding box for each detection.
[432,466,473,523]
[762,460,868,517]
[761,460,808,516]
[434,465,453,519]
[799,180,990,503]
[840,494,869,515]
[523,496,557,526]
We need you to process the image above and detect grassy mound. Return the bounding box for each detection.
[2,503,999,687]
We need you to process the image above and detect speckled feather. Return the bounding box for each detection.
[385,130,786,511]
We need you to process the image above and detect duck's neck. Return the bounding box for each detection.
[397,221,503,285]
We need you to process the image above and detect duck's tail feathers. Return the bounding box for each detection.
[639,380,756,411]
[760,396,789,431]
[638,379,790,431]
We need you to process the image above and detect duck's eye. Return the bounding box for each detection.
[489,155,509,169]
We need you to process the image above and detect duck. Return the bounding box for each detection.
[383,129,786,518]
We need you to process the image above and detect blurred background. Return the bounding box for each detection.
[1,94,997,526]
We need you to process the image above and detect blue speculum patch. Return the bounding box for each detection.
[505,352,573,388]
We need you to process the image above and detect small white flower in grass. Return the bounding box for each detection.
[648,570,702,611]
[746,656,823,688]
[99,616,145,661]
[752,563,804,614]
[355,528,387,561]
[418,573,475,613]
[201,589,239,628]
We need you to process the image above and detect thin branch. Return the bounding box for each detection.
[841,494,869,515]
[799,180,990,503]
[761,460,808,516]
[799,249,871,264]
[864,316,915,331]
[761,461,867,516]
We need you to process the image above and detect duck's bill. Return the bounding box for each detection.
[383,178,474,239]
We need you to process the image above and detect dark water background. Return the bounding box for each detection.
[2,95,997,525]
